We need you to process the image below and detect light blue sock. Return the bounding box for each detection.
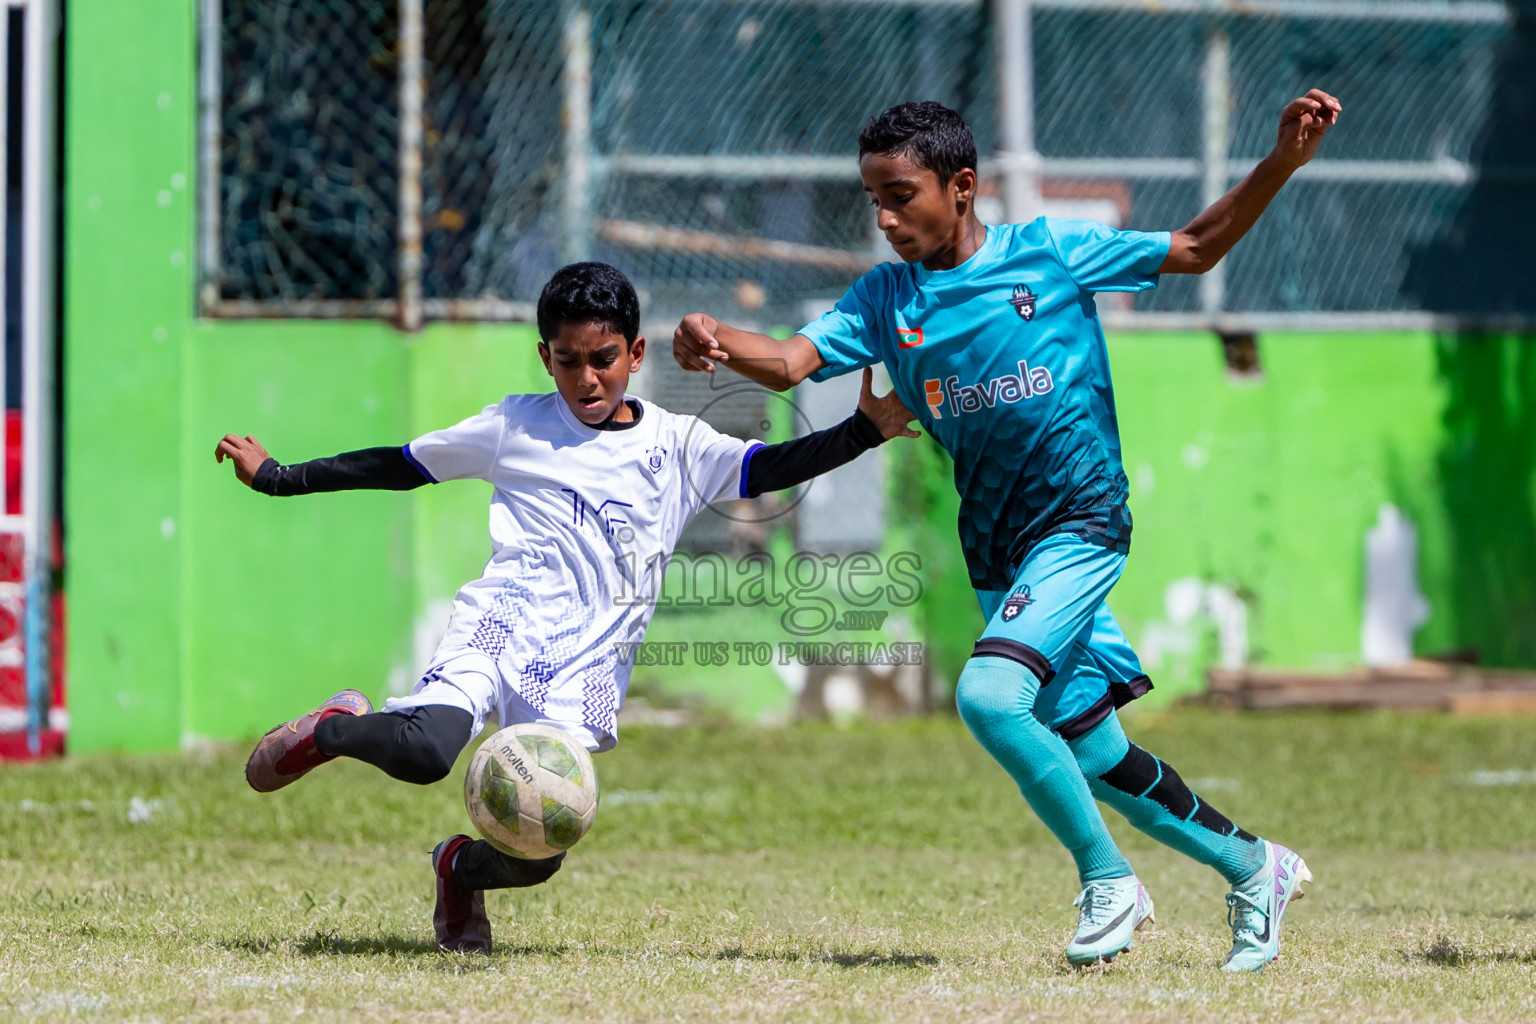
[1068,712,1266,885]
[955,656,1133,884]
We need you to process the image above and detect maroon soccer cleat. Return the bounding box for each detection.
[243,689,372,793]
[433,834,492,953]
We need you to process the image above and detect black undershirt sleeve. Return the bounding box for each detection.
[743,409,887,498]
[252,412,883,499]
[250,446,430,496]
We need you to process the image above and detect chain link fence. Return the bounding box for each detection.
[1027,2,1522,324]
[209,0,400,310]
[420,0,563,306]
[203,0,1531,330]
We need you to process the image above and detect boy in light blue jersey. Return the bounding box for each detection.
[673,93,1342,971]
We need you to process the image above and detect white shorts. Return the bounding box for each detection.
[382,651,604,752]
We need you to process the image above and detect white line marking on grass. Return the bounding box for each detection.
[1188,777,1242,792]
[193,967,316,992]
[9,796,177,821]
[601,790,680,806]
[127,796,174,823]
[220,973,308,989]
[1463,770,1536,786]
[12,799,98,813]
[16,990,111,1015]
[602,789,728,807]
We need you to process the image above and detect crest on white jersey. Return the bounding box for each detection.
[646,445,667,472]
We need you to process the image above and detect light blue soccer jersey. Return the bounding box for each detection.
[800,218,1169,589]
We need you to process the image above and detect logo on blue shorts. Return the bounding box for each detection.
[1001,585,1034,622]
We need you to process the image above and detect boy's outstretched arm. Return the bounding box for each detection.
[215,433,429,496]
[742,368,918,497]
[1160,89,1342,275]
[673,314,824,391]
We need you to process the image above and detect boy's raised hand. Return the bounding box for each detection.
[673,312,729,372]
[857,367,922,441]
[1274,89,1341,170]
[215,433,273,488]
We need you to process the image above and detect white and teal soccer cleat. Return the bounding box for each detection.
[1065,875,1155,966]
[1222,840,1312,973]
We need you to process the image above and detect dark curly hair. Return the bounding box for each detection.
[536,262,641,345]
[857,101,977,185]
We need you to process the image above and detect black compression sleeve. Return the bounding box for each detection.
[313,705,473,785]
[743,409,886,498]
[250,446,430,496]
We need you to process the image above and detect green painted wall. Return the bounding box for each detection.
[1110,331,1445,696]
[1119,331,1536,696]
[1419,335,1536,667]
[65,0,196,752]
[63,3,1535,751]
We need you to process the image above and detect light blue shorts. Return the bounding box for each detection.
[972,533,1152,739]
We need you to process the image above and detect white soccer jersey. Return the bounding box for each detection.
[383,393,759,751]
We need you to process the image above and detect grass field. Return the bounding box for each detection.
[3,708,1535,1023]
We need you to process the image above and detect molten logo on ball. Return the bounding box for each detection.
[464,724,599,860]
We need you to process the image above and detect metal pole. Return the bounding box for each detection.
[397,0,424,331]
[1029,0,1509,25]
[199,0,222,312]
[561,1,593,264]
[22,0,56,753]
[1199,28,1230,316]
[0,5,9,523]
[995,0,1042,223]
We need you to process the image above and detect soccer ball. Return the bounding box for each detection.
[463,724,598,860]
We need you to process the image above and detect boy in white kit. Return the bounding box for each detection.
[215,262,918,952]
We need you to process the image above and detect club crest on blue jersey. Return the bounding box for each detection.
[1001,586,1034,622]
[1009,284,1037,321]
[645,446,667,472]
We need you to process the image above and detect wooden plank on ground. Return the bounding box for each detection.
[1449,691,1536,716]
[1205,663,1536,712]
